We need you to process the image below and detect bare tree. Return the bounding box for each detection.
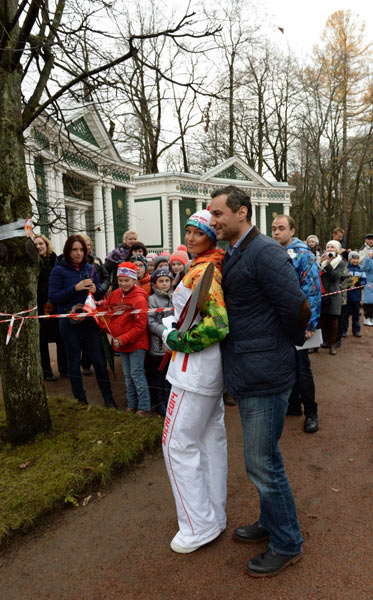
[0,0,219,444]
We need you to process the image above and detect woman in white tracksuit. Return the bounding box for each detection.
[161,210,229,553]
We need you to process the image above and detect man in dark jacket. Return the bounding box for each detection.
[210,186,310,578]
[272,215,321,434]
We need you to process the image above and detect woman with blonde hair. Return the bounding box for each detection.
[34,234,67,381]
[104,230,138,290]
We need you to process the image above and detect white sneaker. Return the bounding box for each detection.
[170,540,201,554]
[369,318,373,326]
[364,318,371,326]
[170,530,221,554]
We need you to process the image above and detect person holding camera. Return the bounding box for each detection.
[319,240,345,355]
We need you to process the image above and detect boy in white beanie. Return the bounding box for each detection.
[343,251,366,336]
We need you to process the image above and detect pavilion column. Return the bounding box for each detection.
[283,203,291,216]
[170,196,182,251]
[53,169,67,249]
[92,182,106,260]
[161,194,170,252]
[260,203,268,235]
[104,184,115,253]
[196,199,203,212]
[251,202,257,226]
[44,166,62,254]
[71,208,83,234]
[25,150,40,235]
[127,189,136,230]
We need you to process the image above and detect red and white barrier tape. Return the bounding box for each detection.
[0,303,174,344]
[1,283,371,344]
[321,283,371,297]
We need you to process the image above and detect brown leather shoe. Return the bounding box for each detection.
[136,410,151,417]
[246,546,303,577]
[223,391,236,406]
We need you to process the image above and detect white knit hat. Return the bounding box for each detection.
[326,240,342,254]
[306,234,319,245]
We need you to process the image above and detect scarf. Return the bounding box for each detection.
[320,254,342,270]
[183,248,225,290]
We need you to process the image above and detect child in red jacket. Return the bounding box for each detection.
[104,262,151,416]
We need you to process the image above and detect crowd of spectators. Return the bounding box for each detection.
[34,223,373,421]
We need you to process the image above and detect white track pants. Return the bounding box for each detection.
[162,386,228,548]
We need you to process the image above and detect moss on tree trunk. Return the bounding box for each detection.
[0,57,51,444]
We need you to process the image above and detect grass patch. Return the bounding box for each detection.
[0,396,163,546]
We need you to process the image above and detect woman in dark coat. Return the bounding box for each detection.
[319,240,345,355]
[49,235,117,408]
[34,234,67,381]
[80,234,110,375]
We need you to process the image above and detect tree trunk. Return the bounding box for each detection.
[0,64,51,444]
[228,54,235,158]
[341,96,348,232]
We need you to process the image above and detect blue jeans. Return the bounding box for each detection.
[120,349,151,411]
[59,319,113,404]
[237,389,303,555]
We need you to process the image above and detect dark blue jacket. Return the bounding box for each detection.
[49,260,103,314]
[221,227,308,399]
[346,263,366,302]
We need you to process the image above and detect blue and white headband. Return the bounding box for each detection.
[186,209,217,244]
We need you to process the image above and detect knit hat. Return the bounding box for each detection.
[177,244,188,252]
[186,209,217,245]
[326,240,342,254]
[348,250,360,261]
[159,251,171,257]
[154,255,170,270]
[150,268,173,285]
[147,252,157,261]
[170,249,189,266]
[129,254,148,271]
[117,262,138,280]
[306,235,319,245]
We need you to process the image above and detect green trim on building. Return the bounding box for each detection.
[134,197,163,248]
[33,128,50,151]
[112,170,131,183]
[67,117,100,147]
[179,198,196,241]
[216,165,251,181]
[112,187,128,247]
[179,183,199,194]
[267,191,286,200]
[34,156,49,236]
[63,151,98,174]
[266,203,284,234]
[85,208,96,250]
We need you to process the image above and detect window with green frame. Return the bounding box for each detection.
[112,187,128,247]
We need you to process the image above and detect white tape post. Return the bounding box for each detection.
[0,218,31,241]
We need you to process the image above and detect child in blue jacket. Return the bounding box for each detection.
[343,251,366,337]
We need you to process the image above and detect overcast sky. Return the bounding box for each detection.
[262,0,373,59]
